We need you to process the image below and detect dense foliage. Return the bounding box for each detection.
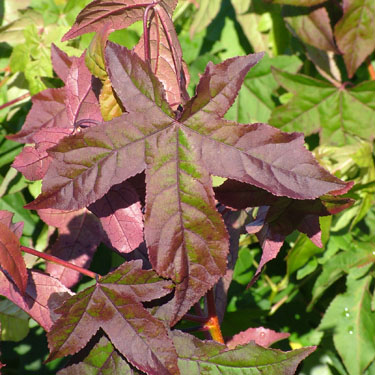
[0,0,374,374]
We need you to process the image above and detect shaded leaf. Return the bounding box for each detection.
[172,331,315,374]
[58,336,142,375]
[47,260,178,375]
[62,0,178,42]
[0,269,73,331]
[46,208,104,288]
[88,181,143,254]
[190,0,221,38]
[270,69,375,145]
[215,179,353,280]
[284,6,338,52]
[319,275,375,375]
[227,326,290,349]
[334,0,375,78]
[0,299,29,342]
[0,222,27,295]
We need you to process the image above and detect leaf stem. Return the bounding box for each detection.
[21,246,100,280]
[204,289,224,344]
[0,93,30,111]
[367,57,375,81]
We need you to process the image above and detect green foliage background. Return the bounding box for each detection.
[0,0,374,374]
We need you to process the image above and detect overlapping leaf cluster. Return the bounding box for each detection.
[0,0,370,374]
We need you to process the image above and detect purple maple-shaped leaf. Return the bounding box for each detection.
[57,335,143,375]
[0,269,73,331]
[172,331,315,374]
[0,222,28,295]
[26,44,346,323]
[38,208,104,288]
[88,180,143,254]
[47,260,178,375]
[62,0,178,42]
[215,179,353,281]
[226,326,290,349]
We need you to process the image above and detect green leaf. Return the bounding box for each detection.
[319,275,375,375]
[0,299,29,342]
[190,0,221,38]
[268,0,326,5]
[270,69,375,145]
[287,216,331,276]
[172,331,315,374]
[334,0,375,78]
[57,336,142,374]
[311,243,375,306]
[225,54,302,123]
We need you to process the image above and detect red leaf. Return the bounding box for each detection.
[13,147,50,181]
[7,88,68,144]
[65,52,102,127]
[38,208,103,288]
[0,223,28,295]
[0,269,73,331]
[62,0,178,42]
[88,181,143,254]
[47,261,178,375]
[51,44,74,83]
[227,326,290,349]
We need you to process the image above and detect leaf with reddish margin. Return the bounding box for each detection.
[88,181,143,254]
[284,7,338,53]
[172,331,315,374]
[62,0,178,42]
[65,52,102,128]
[57,335,143,375]
[7,87,68,144]
[46,208,104,288]
[0,269,73,331]
[12,128,72,181]
[47,260,178,375]
[26,45,346,324]
[135,3,189,109]
[0,223,28,295]
[334,0,375,78]
[226,326,290,349]
[51,44,74,83]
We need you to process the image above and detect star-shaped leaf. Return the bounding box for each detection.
[47,260,177,375]
[270,68,375,145]
[26,43,345,323]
